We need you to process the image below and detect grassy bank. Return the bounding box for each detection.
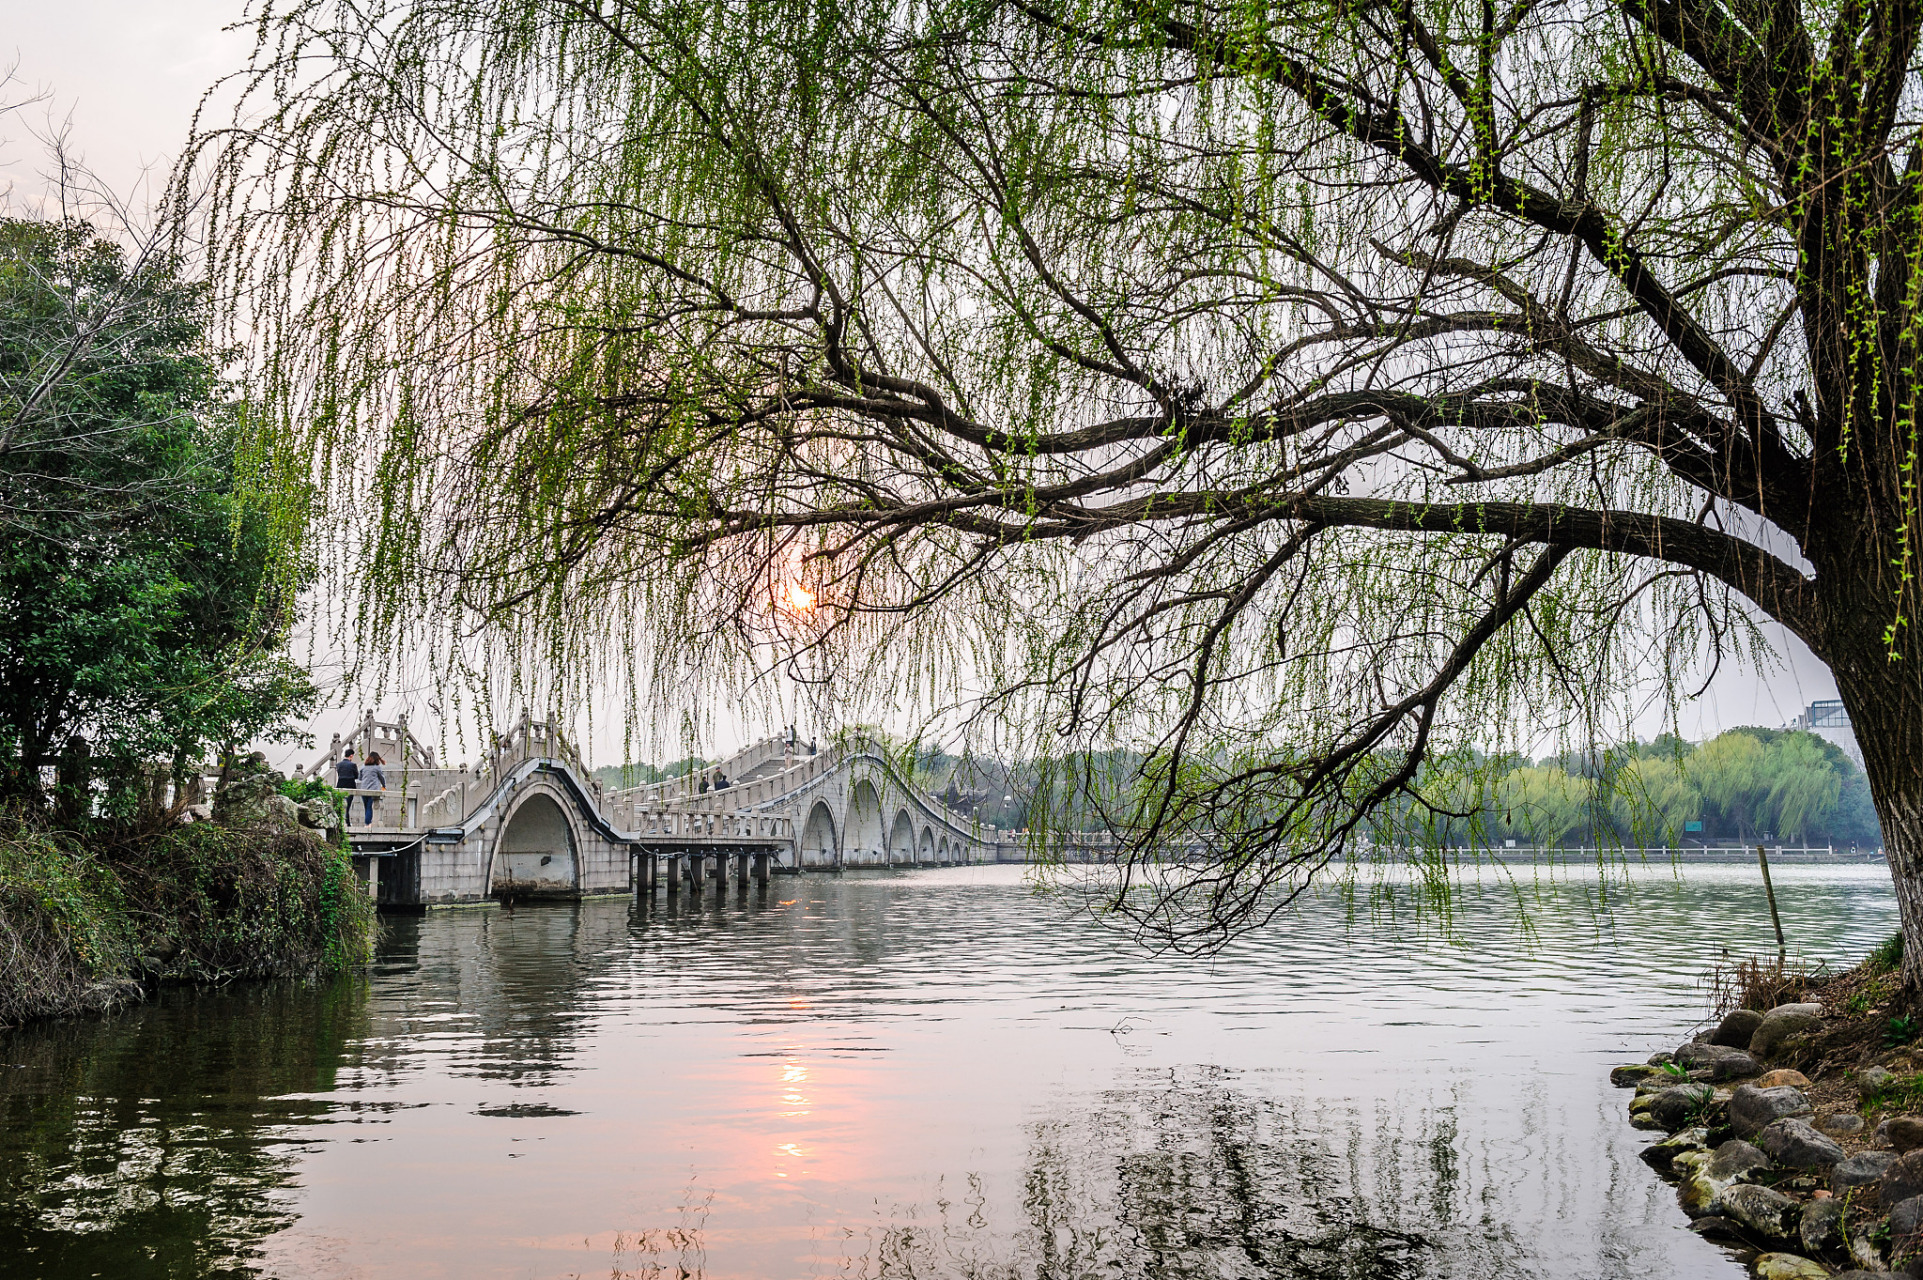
[0,816,374,1026]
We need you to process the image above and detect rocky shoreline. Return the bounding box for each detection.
[1619,1001,1923,1277]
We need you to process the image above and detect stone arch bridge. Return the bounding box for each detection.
[304,715,1066,909]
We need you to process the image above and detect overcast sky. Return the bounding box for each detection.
[4,4,1852,768]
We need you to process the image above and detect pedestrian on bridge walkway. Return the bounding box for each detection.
[358,753,387,826]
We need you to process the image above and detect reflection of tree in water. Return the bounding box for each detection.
[1086,1074,1437,1278]
[0,976,369,1278]
[801,1068,1522,1280]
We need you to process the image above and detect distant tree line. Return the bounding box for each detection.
[589,758,709,791]
[910,729,1879,850]
[1372,728,1878,850]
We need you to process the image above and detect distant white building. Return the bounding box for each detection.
[1790,700,1865,771]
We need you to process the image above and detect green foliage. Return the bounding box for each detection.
[278,777,346,826]
[0,217,316,811]
[589,758,709,790]
[1374,728,1876,848]
[1888,1015,1918,1048]
[0,813,372,1026]
[1863,1071,1923,1115]
[1872,932,1906,974]
[201,0,1923,945]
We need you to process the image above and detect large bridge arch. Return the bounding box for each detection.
[889,810,917,864]
[801,801,838,868]
[919,828,935,863]
[491,790,580,897]
[846,780,885,866]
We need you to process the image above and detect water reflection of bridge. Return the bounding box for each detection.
[304,714,1094,909]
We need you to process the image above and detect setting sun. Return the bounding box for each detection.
[779,580,817,614]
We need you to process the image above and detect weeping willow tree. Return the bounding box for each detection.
[195,0,1923,966]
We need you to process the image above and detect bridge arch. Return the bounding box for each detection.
[801,801,838,868]
[491,790,579,897]
[846,780,885,866]
[936,836,949,863]
[889,810,916,864]
[919,828,934,863]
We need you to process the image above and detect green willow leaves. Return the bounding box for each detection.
[196,0,1923,949]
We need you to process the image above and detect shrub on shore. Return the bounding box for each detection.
[0,814,373,1026]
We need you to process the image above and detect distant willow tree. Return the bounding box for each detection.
[200,0,1923,968]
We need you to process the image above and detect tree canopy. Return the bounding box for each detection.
[0,217,314,813]
[199,0,1923,952]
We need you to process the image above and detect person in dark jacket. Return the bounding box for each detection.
[335,750,360,791]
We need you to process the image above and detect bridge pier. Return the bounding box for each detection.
[667,853,683,893]
[752,852,769,885]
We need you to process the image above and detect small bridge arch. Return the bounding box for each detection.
[800,800,838,868]
[492,789,580,898]
[845,780,886,866]
[889,810,917,863]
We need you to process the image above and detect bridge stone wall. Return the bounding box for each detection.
[340,722,1020,907]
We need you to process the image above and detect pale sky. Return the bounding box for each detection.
[3,3,1851,769]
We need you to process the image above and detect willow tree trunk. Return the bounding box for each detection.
[1826,569,1923,992]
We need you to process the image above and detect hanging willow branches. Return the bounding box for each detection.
[189,0,1923,957]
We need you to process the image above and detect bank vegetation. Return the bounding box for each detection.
[0,204,369,1024]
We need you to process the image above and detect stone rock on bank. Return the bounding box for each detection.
[1719,1183,1802,1239]
[1650,1083,1720,1130]
[1710,1007,1766,1048]
[1885,1151,1923,1209]
[1677,1140,1771,1217]
[1833,1150,1900,1192]
[1799,1196,1846,1256]
[1756,1118,1845,1170]
[1730,1084,1816,1139]
[1749,1003,1825,1060]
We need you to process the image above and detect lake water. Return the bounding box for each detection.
[0,860,1899,1279]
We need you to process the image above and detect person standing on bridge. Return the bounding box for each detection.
[358,752,387,826]
[335,749,360,794]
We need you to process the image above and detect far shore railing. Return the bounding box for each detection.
[1372,844,1883,862]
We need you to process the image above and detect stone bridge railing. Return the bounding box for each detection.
[320,720,997,856]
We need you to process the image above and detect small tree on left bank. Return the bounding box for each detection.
[0,216,315,817]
